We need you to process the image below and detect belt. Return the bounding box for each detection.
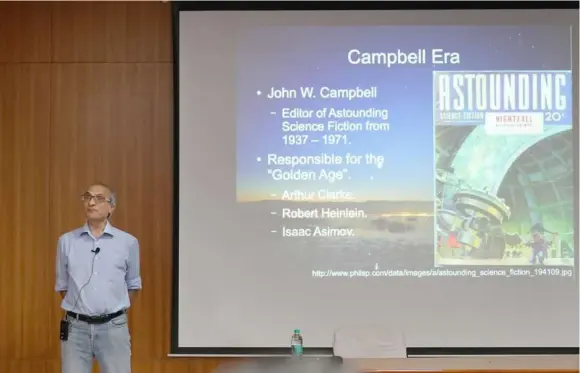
[66,310,125,324]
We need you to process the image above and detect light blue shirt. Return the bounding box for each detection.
[55,222,142,316]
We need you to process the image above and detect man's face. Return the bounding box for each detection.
[82,185,115,221]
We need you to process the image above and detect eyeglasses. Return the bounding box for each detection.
[81,193,111,204]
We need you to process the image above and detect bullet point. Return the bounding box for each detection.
[256,90,262,96]
[256,157,261,162]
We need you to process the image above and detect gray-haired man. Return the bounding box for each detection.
[55,183,142,373]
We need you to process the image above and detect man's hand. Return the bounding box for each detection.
[129,290,139,303]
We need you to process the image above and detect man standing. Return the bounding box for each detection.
[55,183,142,373]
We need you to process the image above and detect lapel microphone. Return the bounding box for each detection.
[91,247,101,254]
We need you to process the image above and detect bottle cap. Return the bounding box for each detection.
[294,329,300,334]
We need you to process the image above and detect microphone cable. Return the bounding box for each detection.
[64,247,101,319]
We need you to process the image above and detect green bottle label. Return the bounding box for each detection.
[293,344,303,355]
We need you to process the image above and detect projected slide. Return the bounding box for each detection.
[235,26,575,278]
[177,8,579,351]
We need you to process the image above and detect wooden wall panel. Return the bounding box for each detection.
[0,2,51,62]
[0,1,179,371]
[51,2,172,63]
[0,360,49,373]
[0,64,52,360]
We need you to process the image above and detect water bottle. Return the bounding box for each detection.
[291,329,303,357]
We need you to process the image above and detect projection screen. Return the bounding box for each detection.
[172,3,579,356]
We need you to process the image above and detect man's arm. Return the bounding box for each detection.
[126,237,142,302]
[55,237,68,297]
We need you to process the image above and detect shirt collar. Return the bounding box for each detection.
[81,220,115,237]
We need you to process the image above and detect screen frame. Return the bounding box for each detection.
[170,0,580,356]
